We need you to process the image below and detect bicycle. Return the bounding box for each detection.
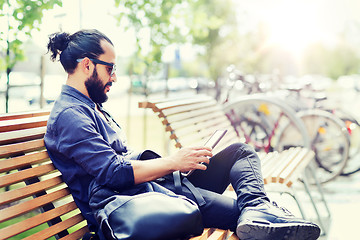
[222,67,350,183]
[221,67,310,152]
[273,83,351,183]
[307,90,360,176]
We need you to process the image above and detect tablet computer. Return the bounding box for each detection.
[204,129,228,149]
[182,129,227,176]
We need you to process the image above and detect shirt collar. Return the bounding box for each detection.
[61,84,96,109]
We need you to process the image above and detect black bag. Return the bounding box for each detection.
[89,181,204,240]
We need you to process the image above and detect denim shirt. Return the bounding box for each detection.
[44,85,139,232]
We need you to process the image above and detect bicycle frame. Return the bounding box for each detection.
[226,108,286,153]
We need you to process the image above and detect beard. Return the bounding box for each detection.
[85,69,111,104]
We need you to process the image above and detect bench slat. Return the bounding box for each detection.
[262,150,294,184]
[227,232,240,240]
[0,115,48,133]
[0,139,45,158]
[163,105,221,124]
[0,126,46,145]
[261,152,279,184]
[0,175,63,205]
[154,95,214,111]
[270,147,302,183]
[0,201,78,239]
[276,148,308,183]
[0,150,49,173]
[0,110,50,121]
[191,228,213,240]
[0,187,71,222]
[165,111,225,131]
[59,226,90,240]
[176,123,230,148]
[160,100,218,117]
[207,229,227,240]
[0,162,56,187]
[22,213,86,240]
[171,115,231,139]
[139,96,212,112]
[285,151,315,187]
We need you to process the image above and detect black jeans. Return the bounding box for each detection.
[157,143,270,232]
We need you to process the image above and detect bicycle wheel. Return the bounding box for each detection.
[329,109,360,176]
[277,109,350,184]
[223,94,310,153]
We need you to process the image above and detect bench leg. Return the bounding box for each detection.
[302,165,331,236]
[306,165,332,219]
[281,189,307,220]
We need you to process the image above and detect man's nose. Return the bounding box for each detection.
[110,73,117,82]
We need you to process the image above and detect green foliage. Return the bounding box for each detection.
[185,0,239,84]
[303,42,360,80]
[0,0,62,72]
[114,0,238,83]
[113,1,360,82]
[114,0,186,74]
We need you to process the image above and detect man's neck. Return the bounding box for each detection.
[66,74,89,98]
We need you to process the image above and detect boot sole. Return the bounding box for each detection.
[236,221,321,240]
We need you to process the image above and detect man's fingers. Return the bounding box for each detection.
[198,156,210,165]
[196,163,207,171]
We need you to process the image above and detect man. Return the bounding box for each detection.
[45,29,320,240]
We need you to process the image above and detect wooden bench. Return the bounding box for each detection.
[138,95,316,188]
[0,110,238,240]
[0,110,91,240]
[139,94,331,236]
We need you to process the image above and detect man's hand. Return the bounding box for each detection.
[130,146,212,184]
[168,146,213,173]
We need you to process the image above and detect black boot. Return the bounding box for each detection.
[236,202,321,240]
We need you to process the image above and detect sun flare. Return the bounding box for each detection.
[262,1,323,56]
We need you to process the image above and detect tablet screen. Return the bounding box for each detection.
[204,129,227,148]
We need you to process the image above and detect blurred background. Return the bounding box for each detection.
[1,1,360,239]
[2,0,360,148]
[1,0,360,111]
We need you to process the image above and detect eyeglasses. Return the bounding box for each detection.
[77,58,116,76]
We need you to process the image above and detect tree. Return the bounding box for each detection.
[302,41,360,80]
[0,0,62,112]
[114,0,186,75]
[114,0,238,99]
[185,0,238,99]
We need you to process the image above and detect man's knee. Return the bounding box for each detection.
[226,142,256,155]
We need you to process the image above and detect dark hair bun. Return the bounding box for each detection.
[47,32,71,61]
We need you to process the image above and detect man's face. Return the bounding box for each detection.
[85,40,117,103]
[85,68,110,103]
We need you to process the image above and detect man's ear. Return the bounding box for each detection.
[78,58,93,75]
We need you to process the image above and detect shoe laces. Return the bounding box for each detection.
[271,201,294,216]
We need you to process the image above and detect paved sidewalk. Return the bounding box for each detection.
[319,171,360,240]
[261,167,360,240]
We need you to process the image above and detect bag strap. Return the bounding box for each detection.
[173,170,182,193]
[173,171,206,207]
